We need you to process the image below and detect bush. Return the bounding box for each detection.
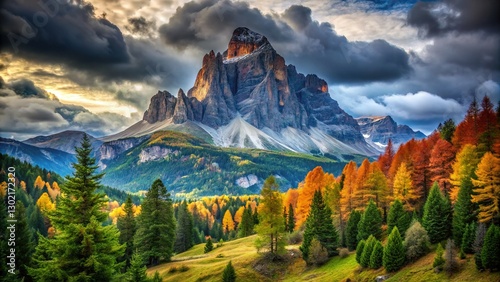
[308,239,329,266]
[369,241,384,269]
[433,243,445,270]
[287,231,303,245]
[168,266,178,273]
[339,248,350,259]
[404,221,430,262]
[216,254,224,258]
[217,239,224,248]
[356,240,366,264]
[179,265,189,272]
[444,239,459,275]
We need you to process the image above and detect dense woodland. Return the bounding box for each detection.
[1,96,499,281]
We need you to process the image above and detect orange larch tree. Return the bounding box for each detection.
[352,159,371,210]
[340,161,358,220]
[429,138,456,195]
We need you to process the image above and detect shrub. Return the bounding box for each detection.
[433,243,445,270]
[217,239,224,248]
[404,221,430,262]
[287,231,303,245]
[308,239,329,265]
[179,265,189,272]
[168,266,178,273]
[339,248,350,259]
[204,238,214,253]
[444,239,459,275]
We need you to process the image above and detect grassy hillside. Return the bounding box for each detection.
[147,235,500,282]
[101,131,359,196]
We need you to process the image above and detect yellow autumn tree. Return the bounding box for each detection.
[34,175,45,189]
[340,161,358,220]
[471,152,500,223]
[0,182,6,197]
[365,161,389,210]
[20,181,26,191]
[296,166,335,227]
[234,206,245,224]
[449,144,480,203]
[222,209,235,232]
[352,159,374,210]
[36,192,55,213]
[392,162,419,211]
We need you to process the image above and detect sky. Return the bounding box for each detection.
[0,0,499,139]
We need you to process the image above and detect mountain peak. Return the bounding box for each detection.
[226,27,270,59]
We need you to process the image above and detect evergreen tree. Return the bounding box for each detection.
[433,243,445,270]
[369,241,384,269]
[117,195,137,269]
[438,118,456,142]
[452,177,477,245]
[255,176,286,256]
[460,223,476,254]
[175,201,194,253]
[444,239,459,274]
[360,235,376,267]
[238,207,254,238]
[357,199,382,241]
[204,237,214,253]
[383,227,405,272]
[125,253,149,282]
[29,134,124,281]
[300,190,339,262]
[355,240,366,264]
[222,261,236,282]
[346,210,361,251]
[287,203,295,233]
[134,179,175,265]
[14,201,35,280]
[481,224,500,271]
[151,271,162,282]
[387,199,411,237]
[422,182,451,244]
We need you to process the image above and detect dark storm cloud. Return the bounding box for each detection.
[0,0,193,90]
[0,78,137,138]
[407,0,500,37]
[158,0,411,84]
[126,16,156,36]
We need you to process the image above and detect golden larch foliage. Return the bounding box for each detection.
[283,188,299,211]
[234,206,245,223]
[0,182,6,197]
[392,162,419,211]
[471,152,500,223]
[34,175,45,190]
[20,181,26,191]
[449,145,480,203]
[222,210,235,232]
[36,192,55,213]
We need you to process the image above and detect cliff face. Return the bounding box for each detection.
[132,27,370,154]
[356,116,426,146]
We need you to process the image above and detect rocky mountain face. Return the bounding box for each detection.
[122,27,373,157]
[24,130,102,154]
[355,116,426,147]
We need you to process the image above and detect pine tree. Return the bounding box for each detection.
[369,241,384,269]
[433,243,445,270]
[356,240,366,264]
[452,177,477,245]
[151,271,162,282]
[387,199,411,238]
[460,223,476,254]
[357,200,382,241]
[125,253,149,282]
[255,176,286,256]
[383,227,405,272]
[175,201,194,253]
[134,179,175,266]
[474,223,487,270]
[346,210,361,251]
[481,224,500,271]
[222,261,236,282]
[29,134,124,281]
[422,182,451,244]
[238,207,254,238]
[360,235,376,267]
[300,190,339,262]
[14,201,35,280]
[117,195,137,269]
[287,203,295,233]
[204,237,214,253]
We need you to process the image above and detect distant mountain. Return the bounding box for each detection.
[24,130,102,154]
[100,130,353,196]
[104,27,377,158]
[0,137,75,176]
[355,116,426,149]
